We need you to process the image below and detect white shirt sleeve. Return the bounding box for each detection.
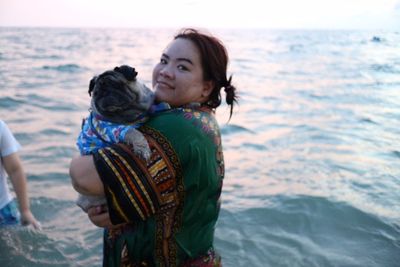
[0,120,21,157]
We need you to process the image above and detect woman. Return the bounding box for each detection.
[70,28,237,267]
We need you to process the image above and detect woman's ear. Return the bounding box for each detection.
[202,80,214,98]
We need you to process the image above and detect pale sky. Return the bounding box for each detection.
[0,0,399,29]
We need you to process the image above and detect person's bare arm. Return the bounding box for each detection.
[70,155,112,228]
[69,155,104,196]
[3,153,41,229]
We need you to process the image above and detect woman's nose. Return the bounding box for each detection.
[159,66,173,79]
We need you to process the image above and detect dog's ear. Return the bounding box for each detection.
[114,65,138,81]
[88,76,97,96]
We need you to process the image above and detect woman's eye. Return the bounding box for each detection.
[177,65,188,71]
[160,58,167,64]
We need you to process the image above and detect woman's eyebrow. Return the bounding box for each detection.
[177,58,193,65]
[162,53,193,65]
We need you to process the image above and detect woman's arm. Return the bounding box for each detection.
[69,155,104,196]
[70,155,114,228]
[3,153,41,229]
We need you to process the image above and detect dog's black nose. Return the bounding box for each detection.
[114,65,138,81]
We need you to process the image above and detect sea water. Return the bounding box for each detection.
[0,27,399,267]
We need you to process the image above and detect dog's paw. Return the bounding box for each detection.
[124,128,151,161]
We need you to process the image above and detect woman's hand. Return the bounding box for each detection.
[87,205,113,228]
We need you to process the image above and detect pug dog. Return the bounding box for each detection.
[75,65,155,212]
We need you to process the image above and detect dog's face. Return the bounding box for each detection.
[89,65,154,123]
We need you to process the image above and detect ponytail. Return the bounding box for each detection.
[223,75,238,120]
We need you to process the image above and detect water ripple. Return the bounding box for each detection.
[221,124,256,135]
[392,151,400,158]
[42,64,83,73]
[370,63,400,74]
[216,195,400,267]
[0,96,24,109]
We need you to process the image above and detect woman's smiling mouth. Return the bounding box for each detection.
[156,81,174,89]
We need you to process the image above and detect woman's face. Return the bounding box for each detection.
[152,38,213,107]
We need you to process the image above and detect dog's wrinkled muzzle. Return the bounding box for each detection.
[139,85,155,109]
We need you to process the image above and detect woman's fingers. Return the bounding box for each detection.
[87,205,112,228]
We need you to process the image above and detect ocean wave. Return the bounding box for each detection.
[216,195,400,267]
[18,93,79,111]
[370,63,400,74]
[39,128,71,136]
[392,150,400,158]
[42,64,83,73]
[0,195,101,267]
[0,96,24,109]
[359,117,378,124]
[371,36,382,42]
[242,142,267,151]
[30,54,63,60]
[221,124,255,135]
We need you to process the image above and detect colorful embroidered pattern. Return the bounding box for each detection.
[174,107,225,179]
[95,125,184,267]
[96,146,158,221]
[140,126,184,267]
[181,248,222,267]
[173,107,219,142]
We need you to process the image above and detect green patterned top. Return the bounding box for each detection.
[93,105,224,267]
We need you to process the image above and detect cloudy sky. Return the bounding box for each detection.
[0,0,399,29]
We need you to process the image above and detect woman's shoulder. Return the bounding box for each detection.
[147,106,220,140]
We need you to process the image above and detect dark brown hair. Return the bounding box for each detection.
[174,28,238,119]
